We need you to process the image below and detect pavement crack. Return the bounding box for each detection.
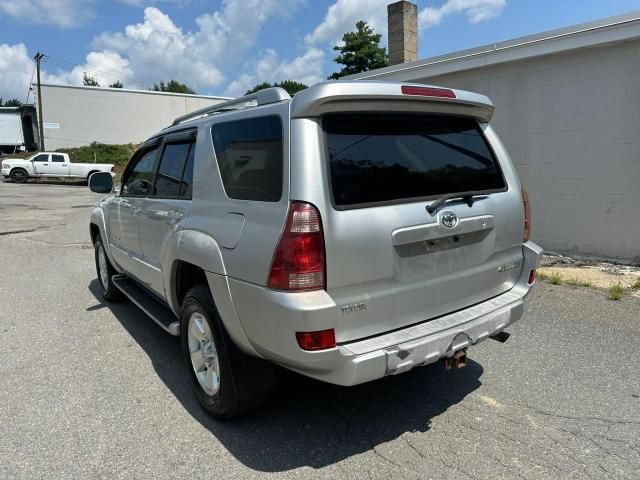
[513,402,640,427]
[0,227,41,237]
[402,435,426,459]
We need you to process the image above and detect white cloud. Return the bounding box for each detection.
[45,51,134,88]
[305,0,389,47]
[91,1,304,91]
[0,44,36,101]
[0,0,96,29]
[225,47,325,96]
[419,0,507,28]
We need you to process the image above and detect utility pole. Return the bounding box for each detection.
[34,52,45,151]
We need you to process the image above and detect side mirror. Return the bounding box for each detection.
[89,172,114,194]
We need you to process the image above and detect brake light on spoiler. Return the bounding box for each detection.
[401,85,456,98]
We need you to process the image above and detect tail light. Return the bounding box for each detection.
[268,202,325,291]
[111,166,115,172]
[296,329,336,351]
[521,185,531,242]
[401,85,456,98]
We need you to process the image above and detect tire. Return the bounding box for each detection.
[86,171,99,185]
[10,168,28,183]
[94,235,122,302]
[181,285,275,419]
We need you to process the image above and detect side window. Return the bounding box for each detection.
[211,115,283,202]
[52,155,65,163]
[153,141,194,198]
[33,154,49,162]
[122,147,159,196]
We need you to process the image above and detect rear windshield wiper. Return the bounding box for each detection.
[426,192,482,215]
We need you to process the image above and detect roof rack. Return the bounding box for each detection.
[171,87,291,126]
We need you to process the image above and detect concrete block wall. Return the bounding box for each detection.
[423,40,640,260]
[37,85,226,150]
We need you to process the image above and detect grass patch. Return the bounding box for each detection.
[537,271,548,281]
[57,142,138,166]
[608,284,626,301]
[549,271,563,285]
[565,278,592,288]
[631,277,640,290]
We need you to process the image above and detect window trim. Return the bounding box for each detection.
[120,128,197,199]
[120,145,161,198]
[149,140,195,200]
[321,112,509,211]
[210,114,284,203]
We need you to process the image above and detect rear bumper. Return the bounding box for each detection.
[228,241,543,386]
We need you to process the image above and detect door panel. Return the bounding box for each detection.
[113,144,161,279]
[136,137,195,295]
[31,154,49,175]
[107,197,143,277]
[49,154,69,176]
[138,198,189,294]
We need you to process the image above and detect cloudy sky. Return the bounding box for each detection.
[1,0,638,101]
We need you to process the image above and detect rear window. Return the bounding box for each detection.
[211,115,283,202]
[324,114,506,208]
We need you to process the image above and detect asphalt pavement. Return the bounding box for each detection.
[1,180,639,480]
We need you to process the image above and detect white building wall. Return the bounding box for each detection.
[36,84,228,150]
[387,42,640,260]
[0,110,24,146]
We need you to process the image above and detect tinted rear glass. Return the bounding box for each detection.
[211,115,283,202]
[324,114,505,207]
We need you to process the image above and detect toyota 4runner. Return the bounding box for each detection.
[88,81,542,418]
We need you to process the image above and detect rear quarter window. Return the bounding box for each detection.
[324,114,506,208]
[211,115,283,202]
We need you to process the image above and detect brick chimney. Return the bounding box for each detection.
[387,1,418,65]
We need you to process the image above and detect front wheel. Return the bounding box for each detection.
[181,285,274,419]
[94,235,122,301]
[10,169,28,183]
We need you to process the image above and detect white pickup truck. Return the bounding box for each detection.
[1,152,115,183]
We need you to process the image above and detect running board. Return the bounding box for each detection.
[112,274,180,336]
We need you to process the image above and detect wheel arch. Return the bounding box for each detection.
[165,230,258,356]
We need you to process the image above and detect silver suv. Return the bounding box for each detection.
[89,81,542,418]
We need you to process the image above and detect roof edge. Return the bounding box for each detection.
[36,82,231,101]
[347,10,640,81]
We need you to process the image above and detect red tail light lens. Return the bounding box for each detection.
[268,202,325,291]
[528,270,536,285]
[522,185,531,242]
[296,329,336,351]
[401,85,456,98]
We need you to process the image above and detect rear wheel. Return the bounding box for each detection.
[10,169,28,183]
[86,170,99,185]
[94,235,122,301]
[181,285,274,419]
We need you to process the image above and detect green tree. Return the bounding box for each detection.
[0,98,23,107]
[109,81,123,88]
[152,80,196,94]
[244,80,308,96]
[328,20,388,80]
[83,73,100,86]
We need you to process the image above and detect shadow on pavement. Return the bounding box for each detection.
[1,179,87,186]
[88,279,484,472]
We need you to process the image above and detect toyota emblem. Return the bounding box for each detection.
[441,211,458,229]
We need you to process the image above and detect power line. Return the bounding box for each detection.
[41,54,157,90]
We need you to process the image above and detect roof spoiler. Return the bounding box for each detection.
[290,81,495,123]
